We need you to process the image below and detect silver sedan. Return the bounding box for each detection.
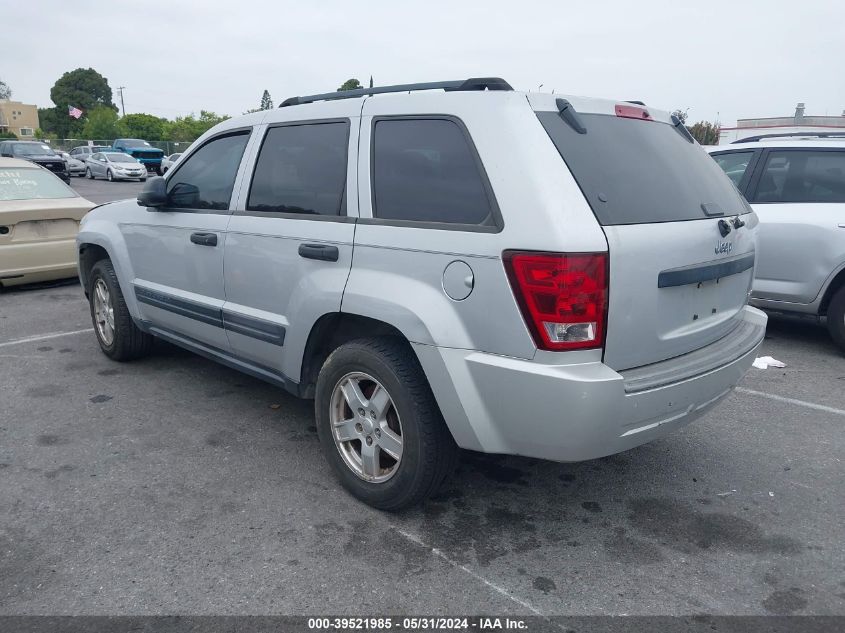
[57,151,86,177]
[85,152,148,182]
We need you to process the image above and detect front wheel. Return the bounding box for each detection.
[315,338,458,510]
[88,259,153,361]
[106,169,114,182]
[827,286,845,352]
[139,177,147,182]
[86,167,94,179]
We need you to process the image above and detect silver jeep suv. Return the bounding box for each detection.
[77,78,767,509]
[707,135,845,350]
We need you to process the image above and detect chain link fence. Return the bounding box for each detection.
[45,138,192,156]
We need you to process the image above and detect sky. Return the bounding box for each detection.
[4,0,843,126]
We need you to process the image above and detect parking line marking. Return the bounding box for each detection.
[0,328,94,349]
[736,387,845,417]
[395,528,546,617]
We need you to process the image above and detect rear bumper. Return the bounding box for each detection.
[415,305,767,462]
[0,239,79,286]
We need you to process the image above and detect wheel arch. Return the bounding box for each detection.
[298,312,408,399]
[78,243,110,295]
[819,264,845,315]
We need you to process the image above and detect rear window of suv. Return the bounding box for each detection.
[537,112,749,225]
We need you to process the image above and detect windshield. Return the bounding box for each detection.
[105,153,137,163]
[120,139,151,148]
[0,167,77,201]
[11,143,57,157]
[537,112,749,225]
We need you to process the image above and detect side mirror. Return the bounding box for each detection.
[137,176,168,208]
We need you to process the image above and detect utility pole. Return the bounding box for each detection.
[117,86,126,117]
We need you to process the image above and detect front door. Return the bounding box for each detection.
[123,130,252,350]
[223,116,358,385]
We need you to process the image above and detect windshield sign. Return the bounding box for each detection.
[12,144,56,157]
[0,168,76,201]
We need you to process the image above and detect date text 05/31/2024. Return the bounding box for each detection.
[307,617,528,630]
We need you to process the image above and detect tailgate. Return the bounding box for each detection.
[532,93,757,370]
[602,218,755,370]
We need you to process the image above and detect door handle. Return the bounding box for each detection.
[838,224,845,229]
[190,232,218,247]
[298,243,339,262]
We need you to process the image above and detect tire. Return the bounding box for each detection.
[88,259,153,361]
[140,177,147,182]
[86,167,94,179]
[315,337,458,510]
[107,169,114,182]
[155,167,163,176]
[827,286,845,352]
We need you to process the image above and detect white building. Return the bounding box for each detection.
[718,103,845,144]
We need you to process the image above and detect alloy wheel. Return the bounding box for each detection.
[329,372,403,483]
[92,278,115,346]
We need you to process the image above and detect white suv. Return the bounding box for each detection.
[708,135,845,350]
[77,78,766,509]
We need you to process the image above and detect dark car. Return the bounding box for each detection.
[0,141,70,183]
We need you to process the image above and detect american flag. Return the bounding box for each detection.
[67,105,83,119]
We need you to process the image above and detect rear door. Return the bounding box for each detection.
[223,115,357,384]
[745,147,845,303]
[533,96,756,371]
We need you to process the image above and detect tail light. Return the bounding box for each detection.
[504,251,608,351]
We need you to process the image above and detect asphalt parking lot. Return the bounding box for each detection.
[1,178,844,616]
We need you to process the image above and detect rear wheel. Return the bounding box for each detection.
[827,286,845,352]
[315,338,458,510]
[88,259,153,361]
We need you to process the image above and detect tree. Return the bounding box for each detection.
[260,89,273,110]
[671,109,688,125]
[0,79,11,100]
[688,120,720,145]
[48,68,116,138]
[50,68,115,113]
[338,78,362,91]
[167,111,230,142]
[82,106,120,139]
[37,107,65,137]
[116,113,168,139]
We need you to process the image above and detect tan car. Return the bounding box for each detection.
[0,157,94,287]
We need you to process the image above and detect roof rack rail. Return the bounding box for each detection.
[732,131,845,143]
[279,77,513,107]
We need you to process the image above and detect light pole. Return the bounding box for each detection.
[117,86,126,117]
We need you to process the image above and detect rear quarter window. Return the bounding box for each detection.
[371,117,497,227]
[538,112,749,225]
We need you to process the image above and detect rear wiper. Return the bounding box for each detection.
[672,114,695,144]
[556,98,586,135]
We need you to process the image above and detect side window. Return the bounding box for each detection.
[752,150,845,203]
[711,151,754,187]
[166,131,249,210]
[372,118,494,225]
[247,122,349,216]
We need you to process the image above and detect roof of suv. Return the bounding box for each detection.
[707,138,845,152]
[203,77,676,142]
